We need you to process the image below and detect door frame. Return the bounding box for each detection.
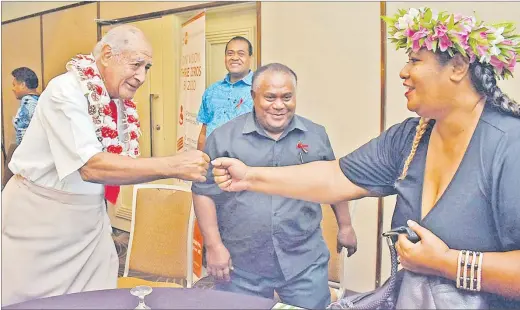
[96,1,261,66]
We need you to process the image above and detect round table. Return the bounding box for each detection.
[4,288,278,309]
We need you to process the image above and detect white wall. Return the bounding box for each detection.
[262,2,382,292]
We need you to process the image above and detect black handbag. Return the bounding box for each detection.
[327,226,419,310]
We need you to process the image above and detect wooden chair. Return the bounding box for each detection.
[117,184,195,289]
[321,201,357,302]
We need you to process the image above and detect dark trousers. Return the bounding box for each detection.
[216,252,331,309]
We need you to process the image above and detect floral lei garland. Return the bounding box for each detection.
[66,54,141,157]
[383,7,520,79]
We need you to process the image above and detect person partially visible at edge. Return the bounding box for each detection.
[196,36,254,151]
[211,8,520,308]
[2,67,41,189]
[12,67,40,145]
[2,25,210,306]
[192,63,357,309]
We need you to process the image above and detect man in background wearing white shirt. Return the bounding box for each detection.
[2,25,210,306]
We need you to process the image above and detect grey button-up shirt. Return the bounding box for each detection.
[192,111,335,280]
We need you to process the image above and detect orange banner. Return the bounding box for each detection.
[192,219,204,278]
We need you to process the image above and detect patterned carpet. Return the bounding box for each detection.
[112,228,215,289]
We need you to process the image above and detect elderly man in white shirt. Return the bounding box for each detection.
[1,25,210,306]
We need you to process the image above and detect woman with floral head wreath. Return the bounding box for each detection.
[211,7,520,307]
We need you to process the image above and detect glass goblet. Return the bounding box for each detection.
[130,285,153,309]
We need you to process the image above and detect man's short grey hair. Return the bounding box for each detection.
[92,25,145,59]
[251,63,297,92]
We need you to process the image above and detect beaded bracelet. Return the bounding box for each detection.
[456,250,463,289]
[456,250,484,292]
[470,251,477,290]
[463,250,470,289]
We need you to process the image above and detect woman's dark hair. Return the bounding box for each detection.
[436,52,520,117]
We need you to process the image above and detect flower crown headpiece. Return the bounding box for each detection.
[382,7,520,79]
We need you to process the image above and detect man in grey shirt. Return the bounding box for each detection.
[192,63,357,309]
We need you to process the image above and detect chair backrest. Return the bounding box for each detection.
[124,184,194,287]
[321,204,341,282]
[321,201,357,291]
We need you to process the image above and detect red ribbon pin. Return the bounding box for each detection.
[235,98,244,109]
[297,141,309,153]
